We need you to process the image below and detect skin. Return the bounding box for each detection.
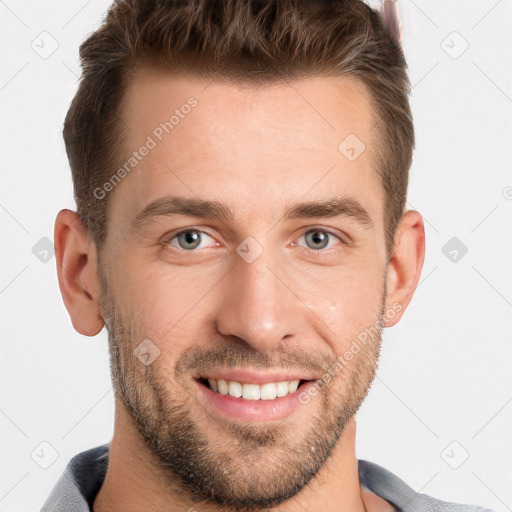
[54,69,425,512]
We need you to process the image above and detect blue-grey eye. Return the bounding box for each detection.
[170,230,216,251]
[302,230,341,250]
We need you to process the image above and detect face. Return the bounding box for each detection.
[97,69,391,509]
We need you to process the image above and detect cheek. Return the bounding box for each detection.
[301,262,385,343]
[111,257,218,347]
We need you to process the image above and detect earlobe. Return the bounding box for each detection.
[384,210,425,327]
[54,209,105,336]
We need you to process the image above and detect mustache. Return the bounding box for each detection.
[174,339,336,378]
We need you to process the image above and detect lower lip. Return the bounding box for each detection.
[195,379,317,422]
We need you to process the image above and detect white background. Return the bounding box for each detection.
[0,1,511,510]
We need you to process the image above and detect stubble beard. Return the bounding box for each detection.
[99,271,385,511]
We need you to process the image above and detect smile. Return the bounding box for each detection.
[195,377,316,422]
[201,378,308,400]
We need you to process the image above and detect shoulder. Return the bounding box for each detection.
[358,459,499,512]
[41,443,110,511]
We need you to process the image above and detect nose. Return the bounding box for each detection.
[214,245,300,354]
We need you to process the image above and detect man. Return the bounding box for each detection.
[43,0,496,510]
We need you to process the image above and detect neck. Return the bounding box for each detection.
[94,401,373,512]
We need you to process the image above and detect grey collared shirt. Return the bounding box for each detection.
[41,444,498,512]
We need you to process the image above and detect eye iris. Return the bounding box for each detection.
[306,230,329,250]
[177,230,202,250]
[174,230,332,251]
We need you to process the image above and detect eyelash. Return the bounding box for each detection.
[161,227,346,254]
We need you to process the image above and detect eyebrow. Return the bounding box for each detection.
[131,195,374,230]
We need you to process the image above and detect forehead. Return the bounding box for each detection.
[110,67,383,229]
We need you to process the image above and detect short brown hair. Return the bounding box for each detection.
[64,0,414,258]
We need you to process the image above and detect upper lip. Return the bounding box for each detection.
[195,369,318,385]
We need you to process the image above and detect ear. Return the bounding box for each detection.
[54,209,105,336]
[384,209,425,327]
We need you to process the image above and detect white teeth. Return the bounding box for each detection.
[228,380,242,398]
[260,383,277,400]
[217,379,229,395]
[287,380,300,393]
[242,384,260,400]
[204,378,305,400]
[276,381,289,397]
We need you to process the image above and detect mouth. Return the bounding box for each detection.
[196,377,311,401]
[194,376,317,422]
